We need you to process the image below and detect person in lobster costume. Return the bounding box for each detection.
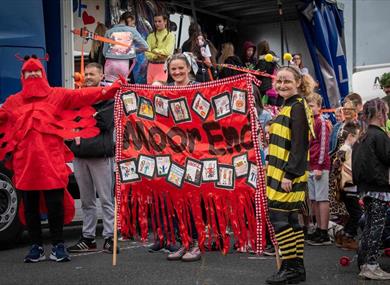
[0,55,122,263]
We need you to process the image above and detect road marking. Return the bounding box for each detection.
[244,256,273,260]
[70,243,143,257]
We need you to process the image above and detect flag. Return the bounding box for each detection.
[300,0,349,109]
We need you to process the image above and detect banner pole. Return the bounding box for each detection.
[262,169,280,270]
[275,244,281,269]
[112,195,118,266]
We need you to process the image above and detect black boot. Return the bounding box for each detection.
[292,258,306,282]
[265,260,301,284]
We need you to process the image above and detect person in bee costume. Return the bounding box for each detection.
[265,66,315,285]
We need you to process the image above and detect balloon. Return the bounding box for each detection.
[74,72,84,82]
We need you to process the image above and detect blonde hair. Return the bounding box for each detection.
[306,92,322,107]
[277,66,316,97]
[218,42,235,64]
[90,23,107,60]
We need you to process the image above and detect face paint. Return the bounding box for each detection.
[274,70,300,99]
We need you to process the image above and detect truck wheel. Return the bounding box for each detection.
[0,173,23,248]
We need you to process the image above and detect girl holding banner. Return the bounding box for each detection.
[166,53,201,261]
[265,66,314,284]
[147,53,201,262]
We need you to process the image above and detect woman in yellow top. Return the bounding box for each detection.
[145,14,175,84]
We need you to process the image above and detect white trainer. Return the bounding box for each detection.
[359,264,390,280]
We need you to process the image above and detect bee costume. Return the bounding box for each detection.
[266,94,314,284]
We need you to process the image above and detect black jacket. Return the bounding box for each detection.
[255,52,277,94]
[352,125,390,193]
[219,56,243,79]
[68,100,115,158]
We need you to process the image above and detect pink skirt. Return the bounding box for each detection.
[147,63,167,84]
[104,58,129,82]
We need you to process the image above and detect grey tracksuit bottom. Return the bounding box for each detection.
[73,157,115,239]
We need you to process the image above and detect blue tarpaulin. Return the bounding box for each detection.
[300,0,349,109]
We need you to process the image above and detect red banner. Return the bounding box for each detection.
[114,74,273,253]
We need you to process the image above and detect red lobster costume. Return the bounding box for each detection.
[0,57,121,224]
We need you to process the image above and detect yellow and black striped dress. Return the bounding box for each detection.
[266,95,313,211]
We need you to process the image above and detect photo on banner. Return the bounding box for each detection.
[184,158,203,186]
[201,159,219,182]
[118,158,140,183]
[232,152,249,178]
[169,97,191,123]
[156,155,171,177]
[137,155,156,178]
[215,164,235,190]
[231,88,247,114]
[246,162,258,189]
[212,92,232,120]
[154,95,170,117]
[166,162,185,187]
[137,97,155,120]
[121,91,138,115]
[191,92,211,120]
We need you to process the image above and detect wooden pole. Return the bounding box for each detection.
[80,28,85,78]
[112,194,118,266]
[274,244,281,269]
[261,160,280,270]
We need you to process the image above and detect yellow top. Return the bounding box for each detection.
[145,29,175,61]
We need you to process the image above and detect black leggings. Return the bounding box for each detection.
[22,189,64,245]
[341,193,363,237]
[269,209,302,232]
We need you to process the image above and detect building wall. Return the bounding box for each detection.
[238,20,314,75]
[341,0,390,69]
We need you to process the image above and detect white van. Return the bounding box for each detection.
[352,64,390,102]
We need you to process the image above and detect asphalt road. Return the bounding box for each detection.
[0,225,389,285]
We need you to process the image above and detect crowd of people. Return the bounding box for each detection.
[3,9,390,284]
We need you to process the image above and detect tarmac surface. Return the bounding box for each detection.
[0,225,389,285]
